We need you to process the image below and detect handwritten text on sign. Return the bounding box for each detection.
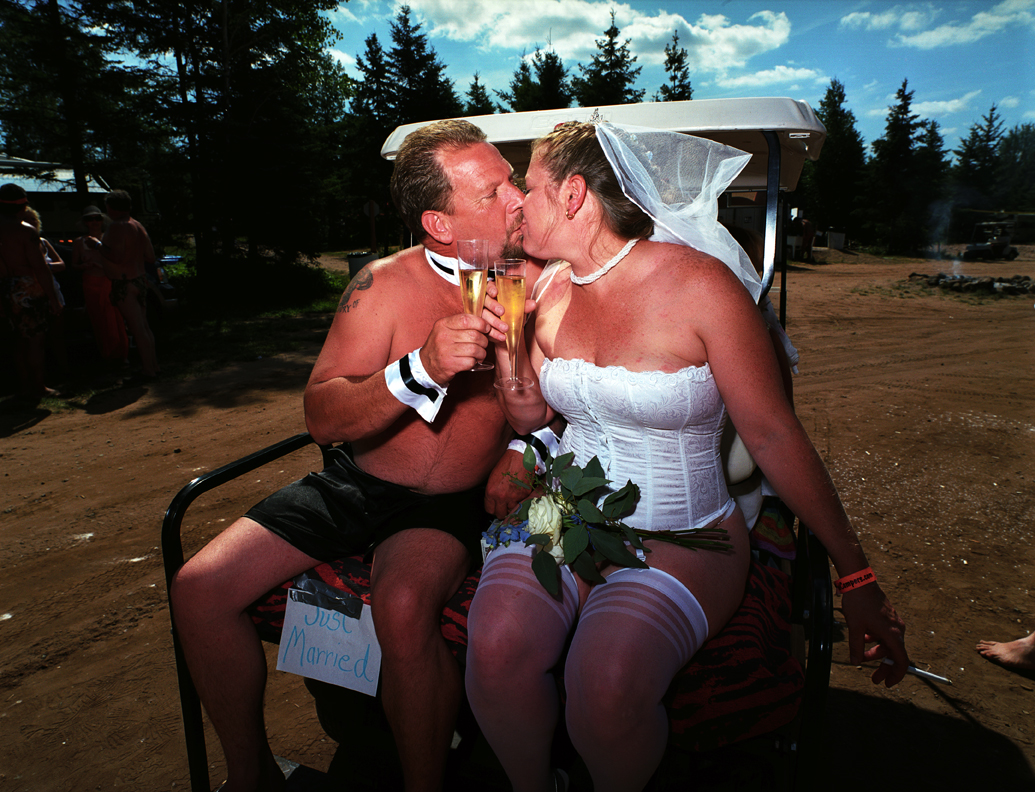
[276,589,381,696]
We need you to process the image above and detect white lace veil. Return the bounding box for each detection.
[595,123,762,303]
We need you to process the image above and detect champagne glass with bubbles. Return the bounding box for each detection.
[456,239,494,371]
[493,258,533,391]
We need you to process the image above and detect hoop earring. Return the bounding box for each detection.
[566,212,575,220]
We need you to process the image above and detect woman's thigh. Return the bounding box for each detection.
[600,508,752,640]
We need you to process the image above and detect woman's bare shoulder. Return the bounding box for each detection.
[641,241,736,289]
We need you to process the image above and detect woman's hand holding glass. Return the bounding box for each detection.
[492,258,534,391]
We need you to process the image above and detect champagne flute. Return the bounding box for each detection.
[493,258,533,391]
[456,239,494,371]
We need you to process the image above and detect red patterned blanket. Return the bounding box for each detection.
[248,507,803,751]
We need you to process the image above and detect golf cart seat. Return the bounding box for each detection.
[162,432,832,792]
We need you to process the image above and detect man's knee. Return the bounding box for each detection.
[369,530,471,652]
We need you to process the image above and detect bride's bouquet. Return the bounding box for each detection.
[482,447,731,596]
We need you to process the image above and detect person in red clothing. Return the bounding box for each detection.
[71,206,129,368]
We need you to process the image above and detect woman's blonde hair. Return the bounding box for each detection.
[22,207,42,233]
[531,122,653,240]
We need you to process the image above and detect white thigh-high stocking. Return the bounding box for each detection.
[564,567,709,792]
[466,546,579,792]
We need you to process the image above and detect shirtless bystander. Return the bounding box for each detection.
[0,183,61,400]
[88,189,159,377]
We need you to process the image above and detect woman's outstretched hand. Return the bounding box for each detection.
[841,583,908,687]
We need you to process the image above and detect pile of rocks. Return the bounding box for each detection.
[908,272,1035,295]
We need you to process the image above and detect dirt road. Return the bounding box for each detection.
[1,249,1033,789]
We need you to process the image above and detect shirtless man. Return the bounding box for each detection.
[171,119,541,792]
[89,189,159,377]
[0,183,61,399]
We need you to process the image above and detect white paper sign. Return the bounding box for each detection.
[276,588,382,696]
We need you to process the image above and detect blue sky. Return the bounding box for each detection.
[326,0,1035,155]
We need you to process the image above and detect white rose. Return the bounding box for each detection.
[528,495,563,541]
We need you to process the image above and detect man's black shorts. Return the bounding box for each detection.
[245,446,488,564]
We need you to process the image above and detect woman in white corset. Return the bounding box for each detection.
[465,122,909,792]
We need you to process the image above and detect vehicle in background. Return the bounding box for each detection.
[962,219,1020,261]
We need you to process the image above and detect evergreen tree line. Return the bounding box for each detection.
[1,1,1030,276]
[799,78,1035,253]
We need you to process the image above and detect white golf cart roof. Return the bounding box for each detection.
[381,97,825,192]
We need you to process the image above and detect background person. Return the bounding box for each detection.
[977,630,1035,677]
[466,122,908,792]
[0,183,61,400]
[20,207,68,378]
[71,206,129,369]
[171,119,535,792]
[87,189,159,378]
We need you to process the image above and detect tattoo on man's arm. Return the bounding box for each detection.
[337,267,373,313]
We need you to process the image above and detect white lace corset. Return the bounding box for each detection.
[539,358,733,532]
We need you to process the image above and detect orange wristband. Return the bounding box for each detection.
[834,566,876,594]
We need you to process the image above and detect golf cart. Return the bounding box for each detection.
[162,97,832,791]
[962,218,1020,261]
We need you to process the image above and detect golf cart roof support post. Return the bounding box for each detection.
[760,130,781,305]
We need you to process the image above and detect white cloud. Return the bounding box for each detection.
[405,0,791,75]
[894,0,1035,49]
[999,96,1021,108]
[1025,110,1035,119]
[839,0,1035,48]
[327,48,355,68]
[840,6,939,31]
[717,65,827,90]
[914,89,983,115]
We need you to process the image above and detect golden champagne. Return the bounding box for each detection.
[496,274,526,366]
[460,268,488,316]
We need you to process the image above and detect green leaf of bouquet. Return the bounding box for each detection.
[602,483,639,519]
[517,500,531,521]
[558,465,583,492]
[621,524,648,550]
[583,456,606,480]
[572,476,610,496]
[576,498,606,523]
[590,528,649,569]
[525,533,550,546]
[571,550,606,584]
[554,451,575,470]
[522,445,537,473]
[563,524,589,564]
[532,549,561,598]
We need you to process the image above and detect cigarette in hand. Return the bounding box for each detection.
[882,657,952,685]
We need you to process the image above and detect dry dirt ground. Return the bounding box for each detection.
[1,248,1033,790]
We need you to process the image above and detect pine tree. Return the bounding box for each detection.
[952,104,1005,210]
[571,11,645,107]
[914,119,950,245]
[497,53,537,112]
[530,49,573,110]
[353,33,395,128]
[994,123,1035,211]
[81,0,350,264]
[464,74,497,116]
[656,31,693,102]
[861,79,924,252]
[386,5,463,125]
[498,48,573,112]
[806,79,865,237]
